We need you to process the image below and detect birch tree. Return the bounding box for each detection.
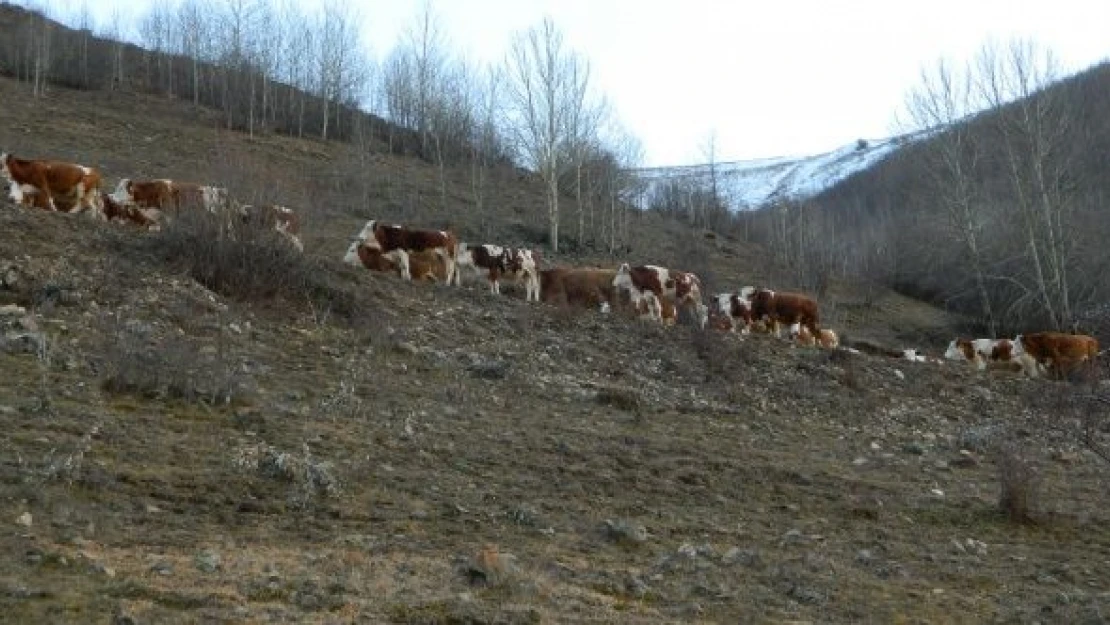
[975,39,1075,329]
[904,57,999,334]
[504,17,590,253]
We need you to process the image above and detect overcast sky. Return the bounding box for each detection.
[62,0,1110,167]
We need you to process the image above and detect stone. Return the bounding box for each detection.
[902,442,926,455]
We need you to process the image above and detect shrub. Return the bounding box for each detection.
[98,316,244,405]
[145,209,308,301]
[232,441,341,509]
[127,209,374,324]
[995,442,1040,524]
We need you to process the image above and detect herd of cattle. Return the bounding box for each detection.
[1,152,303,251]
[2,151,1102,382]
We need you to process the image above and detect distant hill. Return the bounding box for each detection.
[633,132,931,210]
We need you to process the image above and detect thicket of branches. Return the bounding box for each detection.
[0,0,643,254]
[801,41,1110,337]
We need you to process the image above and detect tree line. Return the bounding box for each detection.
[0,0,643,255]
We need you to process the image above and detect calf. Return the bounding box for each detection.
[454,243,511,293]
[100,192,160,230]
[355,244,448,282]
[503,247,541,302]
[1012,331,1099,379]
[344,219,457,283]
[943,338,1018,371]
[112,178,231,214]
[1,152,102,215]
[711,292,754,333]
[239,203,304,252]
[793,326,839,349]
[613,263,703,322]
[8,180,51,210]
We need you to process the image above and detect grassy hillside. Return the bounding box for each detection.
[2,76,1109,624]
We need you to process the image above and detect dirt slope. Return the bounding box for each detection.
[1,78,1109,624]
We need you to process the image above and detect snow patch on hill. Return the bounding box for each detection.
[634,131,930,210]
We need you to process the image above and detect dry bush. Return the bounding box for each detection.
[690,327,749,381]
[994,442,1041,524]
[144,210,308,301]
[127,210,373,324]
[1027,372,1110,467]
[98,318,245,405]
[232,441,341,509]
[595,386,641,412]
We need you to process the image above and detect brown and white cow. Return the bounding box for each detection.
[100,191,161,230]
[454,243,511,293]
[540,267,620,313]
[1012,331,1099,379]
[112,178,231,215]
[455,243,540,300]
[711,292,754,333]
[343,219,457,283]
[355,244,448,282]
[239,203,304,252]
[747,288,821,338]
[8,180,52,210]
[1,152,102,215]
[503,247,541,302]
[613,263,703,323]
[943,338,1019,371]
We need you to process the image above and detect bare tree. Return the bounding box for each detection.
[23,1,54,98]
[604,124,644,253]
[903,57,1000,334]
[468,64,503,228]
[504,17,590,253]
[315,0,369,140]
[562,72,607,248]
[177,0,210,106]
[975,39,1075,330]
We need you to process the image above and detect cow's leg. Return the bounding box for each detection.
[438,250,458,287]
[390,249,412,280]
[488,268,501,294]
[527,274,539,302]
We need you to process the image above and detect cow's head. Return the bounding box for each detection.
[1010,335,1026,357]
[7,181,24,204]
[675,272,702,303]
[612,263,635,292]
[506,248,536,275]
[694,302,709,329]
[112,178,133,200]
[455,241,470,261]
[739,286,757,301]
[902,348,926,362]
[943,339,963,361]
[344,219,379,264]
[711,293,728,316]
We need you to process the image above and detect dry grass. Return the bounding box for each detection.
[3,76,1110,625]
